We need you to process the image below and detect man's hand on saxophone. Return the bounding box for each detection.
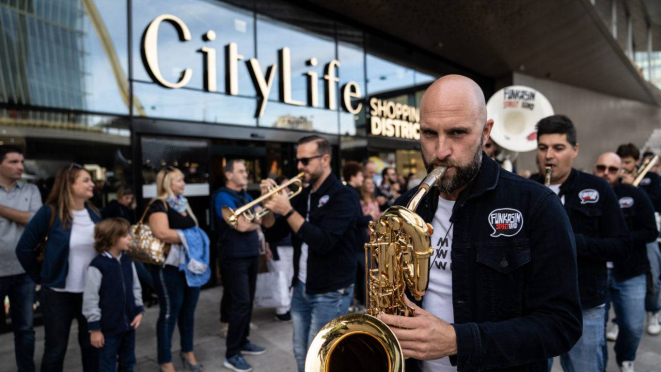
[379,296,458,361]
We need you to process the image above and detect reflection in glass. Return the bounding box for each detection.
[132,0,256,98]
[366,54,415,96]
[256,13,336,110]
[0,0,130,114]
[338,26,365,137]
[259,102,338,134]
[134,81,256,126]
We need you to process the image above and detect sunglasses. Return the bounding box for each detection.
[68,163,83,171]
[595,164,620,174]
[295,155,323,166]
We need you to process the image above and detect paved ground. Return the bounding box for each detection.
[1,286,661,371]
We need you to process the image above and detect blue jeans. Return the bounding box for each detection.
[98,330,136,372]
[0,274,35,372]
[220,255,258,358]
[604,271,646,365]
[549,306,605,372]
[152,266,201,364]
[291,281,354,372]
[41,287,99,372]
[645,242,661,313]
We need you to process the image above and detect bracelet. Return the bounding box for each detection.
[284,209,296,219]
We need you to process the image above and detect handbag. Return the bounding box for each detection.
[129,200,170,265]
[254,259,291,309]
[35,206,56,262]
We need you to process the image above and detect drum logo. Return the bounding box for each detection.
[488,208,524,237]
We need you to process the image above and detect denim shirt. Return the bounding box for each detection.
[532,169,631,309]
[215,187,259,259]
[399,154,582,372]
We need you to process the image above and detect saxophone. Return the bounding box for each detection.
[305,166,447,372]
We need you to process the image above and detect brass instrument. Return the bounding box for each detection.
[221,172,304,228]
[544,166,552,187]
[633,155,659,187]
[305,166,447,372]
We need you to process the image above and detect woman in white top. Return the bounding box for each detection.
[17,163,101,371]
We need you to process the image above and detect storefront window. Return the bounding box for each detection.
[255,9,338,134]
[338,24,365,137]
[0,0,130,114]
[132,0,256,97]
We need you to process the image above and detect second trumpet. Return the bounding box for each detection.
[221,172,304,228]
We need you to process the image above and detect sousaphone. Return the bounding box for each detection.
[487,85,554,170]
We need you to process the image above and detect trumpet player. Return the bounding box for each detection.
[260,135,359,372]
[594,152,657,372]
[214,159,267,372]
[378,75,581,371]
[533,116,630,372]
[617,144,661,337]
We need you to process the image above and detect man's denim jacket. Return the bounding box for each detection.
[398,154,582,372]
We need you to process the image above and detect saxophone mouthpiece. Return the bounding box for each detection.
[421,166,447,191]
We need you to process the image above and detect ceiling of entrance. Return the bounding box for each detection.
[301,0,661,106]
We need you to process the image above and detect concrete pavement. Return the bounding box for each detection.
[2,285,661,371]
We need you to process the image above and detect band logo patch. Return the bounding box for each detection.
[318,195,329,208]
[619,197,634,208]
[641,178,651,186]
[578,189,599,204]
[488,208,524,237]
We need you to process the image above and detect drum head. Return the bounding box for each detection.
[487,85,554,153]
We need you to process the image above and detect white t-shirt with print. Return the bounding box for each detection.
[422,196,457,372]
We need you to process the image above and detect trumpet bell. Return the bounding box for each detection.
[221,206,238,228]
[305,313,404,372]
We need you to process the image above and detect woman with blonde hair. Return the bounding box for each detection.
[17,163,101,371]
[146,166,203,372]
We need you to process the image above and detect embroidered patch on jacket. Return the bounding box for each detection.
[318,195,329,208]
[619,197,634,208]
[578,189,599,204]
[640,178,651,186]
[488,208,524,237]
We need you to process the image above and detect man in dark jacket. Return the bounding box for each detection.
[261,135,357,372]
[593,152,657,371]
[378,75,582,372]
[342,160,371,308]
[532,115,630,372]
[616,143,661,336]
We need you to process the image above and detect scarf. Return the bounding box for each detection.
[167,195,188,214]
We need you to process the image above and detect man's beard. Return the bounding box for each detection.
[424,142,483,194]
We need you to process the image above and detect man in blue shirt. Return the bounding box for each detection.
[215,159,266,372]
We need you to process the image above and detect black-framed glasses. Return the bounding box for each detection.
[68,163,83,171]
[595,164,620,174]
[295,155,323,166]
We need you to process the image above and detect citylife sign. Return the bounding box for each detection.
[369,98,420,140]
[141,14,363,118]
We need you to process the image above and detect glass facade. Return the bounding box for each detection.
[0,0,484,230]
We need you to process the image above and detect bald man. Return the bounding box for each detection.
[380,75,582,371]
[594,152,657,371]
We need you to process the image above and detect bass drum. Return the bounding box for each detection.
[487,85,554,153]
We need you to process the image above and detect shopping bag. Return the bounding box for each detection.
[254,259,290,309]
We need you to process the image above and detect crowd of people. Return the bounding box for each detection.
[1,74,661,372]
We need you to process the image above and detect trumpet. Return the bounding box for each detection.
[221,172,304,228]
[544,166,553,187]
[632,155,659,187]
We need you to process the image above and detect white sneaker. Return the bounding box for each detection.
[648,312,661,335]
[620,361,635,372]
[607,324,619,341]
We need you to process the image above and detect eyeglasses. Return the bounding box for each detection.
[68,163,83,171]
[295,155,323,166]
[595,164,620,174]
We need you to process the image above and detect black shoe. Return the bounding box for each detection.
[274,311,291,321]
